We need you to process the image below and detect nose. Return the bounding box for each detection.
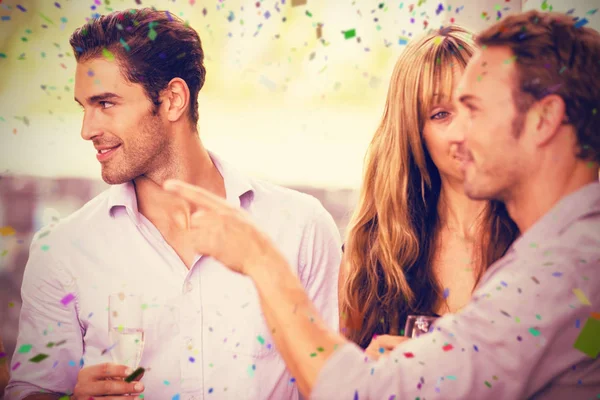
[80,109,102,141]
[447,111,467,144]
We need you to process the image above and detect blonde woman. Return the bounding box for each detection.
[340,25,519,356]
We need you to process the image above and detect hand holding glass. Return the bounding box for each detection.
[404,315,438,338]
[108,293,145,370]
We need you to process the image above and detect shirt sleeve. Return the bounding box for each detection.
[5,232,84,399]
[310,244,600,399]
[298,201,343,333]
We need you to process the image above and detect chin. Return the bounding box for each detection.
[101,168,137,185]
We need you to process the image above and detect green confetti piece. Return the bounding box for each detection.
[148,28,157,41]
[343,29,356,39]
[247,364,255,378]
[309,352,317,357]
[536,314,542,320]
[18,344,33,353]
[317,347,324,352]
[529,327,541,337]
[447,375,457,380]
[29,353,49,362]
[102,48,114,61]
[257,335,265,345]
[573,317,600,358]
[305,10,312,17]
[41,245,50,251]
[0,53,6,58]
[59,396,69,400]
[484,381,492,388]
[38,231,51,239]
[39,12,55,25]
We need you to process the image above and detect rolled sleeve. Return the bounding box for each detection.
[5,234,83,399]
[299,202,342,332]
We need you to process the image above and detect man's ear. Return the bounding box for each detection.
[531,94,567,146]
[163,78,190,122]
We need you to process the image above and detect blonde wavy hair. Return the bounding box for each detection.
[340,26,519,348]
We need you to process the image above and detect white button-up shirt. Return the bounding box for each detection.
[6,152,342,399]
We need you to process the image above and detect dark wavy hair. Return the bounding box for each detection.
[69,8,206,125]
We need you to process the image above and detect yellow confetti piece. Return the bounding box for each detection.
[573,288,591,306]
[0,226,16,236]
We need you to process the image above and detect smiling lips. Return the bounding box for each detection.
[96,144,121,162]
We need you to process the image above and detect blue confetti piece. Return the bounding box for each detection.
[574,18,589,28]
[208,388,213,393]
[473,345,479,352]
[354,390,359,400]
[576,319,581,328]
[68,360,76,367]
[1,16,11,21]
[166,11,173,21]
[17,5,27,12]
[172,394,180,400]
[552,272,563,277]
[443,288,450,299]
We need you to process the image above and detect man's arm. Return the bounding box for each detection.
[5,232,84,399]
[249,241,599,399]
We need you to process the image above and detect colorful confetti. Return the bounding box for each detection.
[573,317,600,358]
[29,353,49,363]
[60,293,75,306]
[573,288,591,305]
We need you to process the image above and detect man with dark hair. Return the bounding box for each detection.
[5,8,341,399]
[155,9,600,400]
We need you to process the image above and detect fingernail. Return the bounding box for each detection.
[135,382,144,391]
[125,367,133,375]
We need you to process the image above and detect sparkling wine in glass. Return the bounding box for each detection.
[404,315,438,338]
[108,293,145,369]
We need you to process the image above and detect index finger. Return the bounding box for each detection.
[163,179,224,211]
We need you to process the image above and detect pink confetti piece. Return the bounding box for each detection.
[443,344,454,351]
[403,352,414,358]
[60,293,75,306]
[12,361,21,371]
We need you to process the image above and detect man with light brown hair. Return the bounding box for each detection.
[158,9,600,400]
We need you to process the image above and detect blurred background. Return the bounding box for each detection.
[0,0,598,387]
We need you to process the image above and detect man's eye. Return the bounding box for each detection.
[99,101,114,109]
[431,111,450,120]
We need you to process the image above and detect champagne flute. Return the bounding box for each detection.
[404,315,438,338]
[108,293,145,370]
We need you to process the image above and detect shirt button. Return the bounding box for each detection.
[185,281,193,293]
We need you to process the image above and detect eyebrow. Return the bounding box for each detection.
[74,92,122,106]
[458,94,481,104]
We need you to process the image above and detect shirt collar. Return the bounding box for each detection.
[512,181,600,254]
[107,150,255,223]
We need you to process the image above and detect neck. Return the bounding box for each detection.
[134,126,226,224]
[438,177,487,240]
[504,160,598,234]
